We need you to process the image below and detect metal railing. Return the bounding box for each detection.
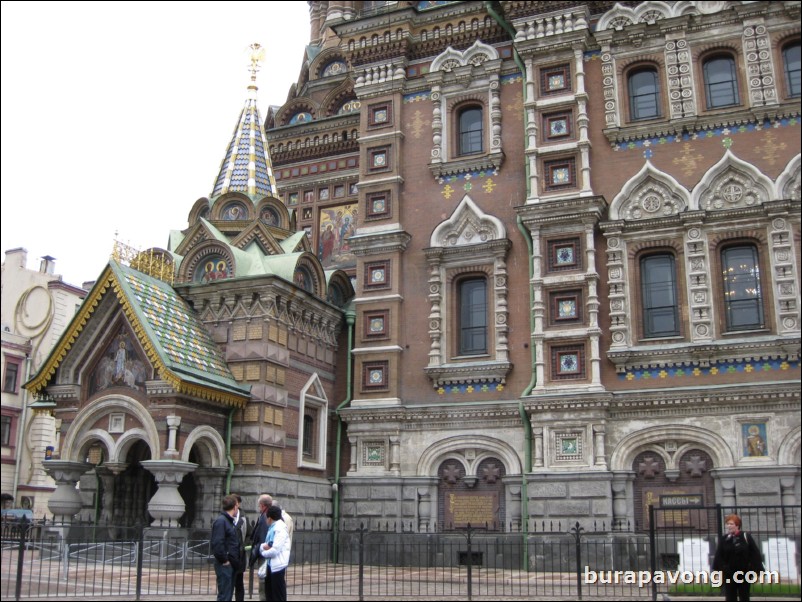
[2,506,800,600]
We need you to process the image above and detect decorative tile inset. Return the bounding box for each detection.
[555,432,583,461]
[363,441,386,465]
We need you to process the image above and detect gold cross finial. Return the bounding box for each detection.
[248,43,266,84]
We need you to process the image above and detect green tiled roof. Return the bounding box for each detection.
[111,262,250,403]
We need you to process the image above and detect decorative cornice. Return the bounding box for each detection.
[424,360,512,389]
[605,107,801,147]
[340,401,523,426]
[606,336,801,373]
[349,229,412,256]
[429,150,505,179]
[176,282,344,347]
[599,200,802,235]
[517,195,607,225]
[269,139,359,166]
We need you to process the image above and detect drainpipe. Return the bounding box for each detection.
[332,308,355,563]
[12,353,33,507]
[485,1,535,570]
[225,407,235,494]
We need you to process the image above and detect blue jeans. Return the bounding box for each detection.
[214,562,234,601]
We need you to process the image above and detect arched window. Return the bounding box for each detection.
[628,68,660,120]
[721,244,764,331]
[783,42,801,97]
[703,55,740,109]
[459,277,487,355]
[640,254,679,337]
[458,106,483,156]
[294,266,313,292]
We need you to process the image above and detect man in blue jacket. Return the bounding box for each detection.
[211,495,240,601]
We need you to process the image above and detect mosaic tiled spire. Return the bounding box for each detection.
[210,43,277,201]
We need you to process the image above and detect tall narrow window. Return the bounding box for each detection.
[722,245,764,331]
[628,68,660,120]
[641,254,680,337]
[3,362,19,393]
[459,277,487,355]
[458,107,483,155]
[1,415,11,446]
[302,414,314,456]
[703,56,740,108]
[783,42,801,97]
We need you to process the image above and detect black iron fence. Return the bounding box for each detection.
[648,504,800,599]
[1,505,799,600]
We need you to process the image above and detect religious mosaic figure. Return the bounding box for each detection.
[744,424,767,457]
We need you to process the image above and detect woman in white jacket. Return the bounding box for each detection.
[260,505,290,601]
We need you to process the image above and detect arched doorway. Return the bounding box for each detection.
[437,456,506,530]
[113,440,156,526]
[633,447,715,531]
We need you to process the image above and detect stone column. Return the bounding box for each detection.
[417,486,433,532]
[389,436,401,475]
[43,460,92,522]
[26,407,57,488]
[348,437,357,474]
[720,479,736,509]
[95,463,128,523]
[505,480,522,531]
[780,477,797,528]
[611,473,633,531]
[140,460,197,528]
[165,416,181,458]
[194,467,228,527]
[593,425,607,468]
[532,427,544,468]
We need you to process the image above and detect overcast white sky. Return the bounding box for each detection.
[1,1,310,286]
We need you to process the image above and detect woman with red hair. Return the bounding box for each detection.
[712,514,764,601]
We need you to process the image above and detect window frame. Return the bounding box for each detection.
[2,358,22,394]
[457,276,488,357]
[782,41,801,98]
[457,105,484,157]
[627,67,661,121]
[703,54,741,109]
[297,374,328,470]
[1,414,11,447]
[640,253,681,338]
[721,244,765,332]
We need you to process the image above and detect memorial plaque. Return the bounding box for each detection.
[444,491,499,528]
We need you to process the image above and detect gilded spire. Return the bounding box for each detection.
[210,43,277,201]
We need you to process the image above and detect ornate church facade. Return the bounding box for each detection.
[27,1,799,533]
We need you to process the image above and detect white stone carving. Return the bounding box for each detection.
[692,150,773,211]
[610,162,690,221]
[776,154,801,201]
